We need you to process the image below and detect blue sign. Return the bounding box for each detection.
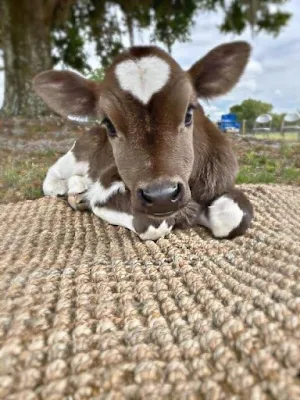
[217,113,241,133]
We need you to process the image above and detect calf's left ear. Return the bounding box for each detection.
[33,70,98,121]
[188,41,251,98]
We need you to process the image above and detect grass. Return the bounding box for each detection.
[0,149,62,203]
[0,135,299,204]
[246,132,299,141]
[235,142,300,185]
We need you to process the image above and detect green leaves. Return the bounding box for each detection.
[230,99,273,130]
[150,0,198,52]
[202,0,291,36]
[50,0,292,73]
[230,98,288,131]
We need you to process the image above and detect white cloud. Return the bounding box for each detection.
[238,78,258,92]
[202,104,223,121]
[246,59,263,75]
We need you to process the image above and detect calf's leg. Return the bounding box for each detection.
[61,158,252,240]
[89,186,253,240]
[197,188,253,239]
[43,142,89,197]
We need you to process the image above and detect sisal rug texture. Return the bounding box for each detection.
[0,185,300,400]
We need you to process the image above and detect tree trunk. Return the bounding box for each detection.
[125,13,135,47]
[0,0,53,117]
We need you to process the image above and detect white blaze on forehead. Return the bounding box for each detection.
[115,56,170,104]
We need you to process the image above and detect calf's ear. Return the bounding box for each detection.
[188,41,251,98]
[33,71,98,121]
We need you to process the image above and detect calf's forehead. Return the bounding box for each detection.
[100,50,195,128]
[115,55,171,105]
[104,47,189,101]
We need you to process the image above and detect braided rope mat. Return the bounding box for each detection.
[0,185,300,400]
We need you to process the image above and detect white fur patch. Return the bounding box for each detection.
[139,221,173,241]
[68,175,90,195]
[43,146,89,196]
[115,56,170,104]
[43,177,68,197]
[70,141,76,151]
[67,115,102,124]
[92,206,135,232]
[67,115,90,123]
[86,180,126,207]
[208,196,244,238]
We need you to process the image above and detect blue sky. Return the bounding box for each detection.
[0,0,299,121]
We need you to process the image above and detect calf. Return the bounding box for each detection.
[33,41,253,240]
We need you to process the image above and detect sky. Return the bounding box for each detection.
[0,0,299,121]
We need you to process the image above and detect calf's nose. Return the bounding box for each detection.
[138,181,184,213]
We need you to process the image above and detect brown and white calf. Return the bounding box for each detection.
[33,41,253,241]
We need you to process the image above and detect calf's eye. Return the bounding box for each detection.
[102,117,117,137]
[184,106,194,127]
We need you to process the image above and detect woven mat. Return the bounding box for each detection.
[0,185,300,400]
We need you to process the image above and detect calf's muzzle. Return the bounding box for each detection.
[137,180,185,216]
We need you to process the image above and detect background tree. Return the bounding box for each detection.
[271,112,286,131]
[0,0,76,117]
[0,0,292,117]
[230,99,273,130]
[204,0,291,36]
[230,99,287,131]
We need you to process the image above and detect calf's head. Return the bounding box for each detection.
[34,41,250,218]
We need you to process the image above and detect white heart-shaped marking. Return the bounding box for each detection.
[115,56,170,104]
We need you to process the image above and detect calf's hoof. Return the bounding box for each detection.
[68,192,89,211]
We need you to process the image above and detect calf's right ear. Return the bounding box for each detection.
[33,71,98,121]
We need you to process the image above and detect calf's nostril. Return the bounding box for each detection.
[139,188,153,204]
[171,183,182,202]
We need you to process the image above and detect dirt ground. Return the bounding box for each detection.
[1,117,299,204]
